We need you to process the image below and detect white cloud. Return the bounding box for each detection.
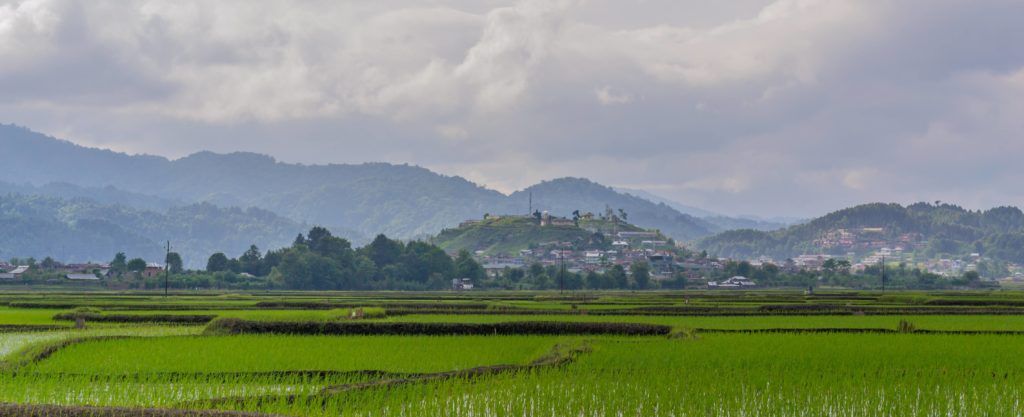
[2,0,1024,217]
[594,86,632,105]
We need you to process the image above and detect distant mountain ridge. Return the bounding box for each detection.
[696,202,1024,264]
[0,124,724,244]
[0,194,306,268]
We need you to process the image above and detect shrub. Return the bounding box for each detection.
[204,318,671,336]
[53,313,217,324]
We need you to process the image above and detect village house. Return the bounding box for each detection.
[708,276,757,289]
[793,254,833,270]
[451,278,474,291]
[0,265,30,280]
[141,263,165,278]
[65,273,100,281]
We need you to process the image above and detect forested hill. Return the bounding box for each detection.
[696,203,1024,263]
[0,194,306,268]
[0,124,721,241]
[432,215,666,255]
[510,178,714,240]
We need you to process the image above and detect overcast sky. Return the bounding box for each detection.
[2,0,1023,217]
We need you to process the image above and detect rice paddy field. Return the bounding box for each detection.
[2,290,1024,416]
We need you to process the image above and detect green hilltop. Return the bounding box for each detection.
[432,214,668,255]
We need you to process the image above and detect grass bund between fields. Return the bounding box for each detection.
[2,290,1024,416]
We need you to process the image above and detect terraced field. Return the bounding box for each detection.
[1,290,1024,416]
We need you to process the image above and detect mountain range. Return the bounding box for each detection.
[1,124,769,265]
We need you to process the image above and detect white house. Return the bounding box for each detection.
[0,266,29,280]
[66,273,100,281]
[709,276,757,288]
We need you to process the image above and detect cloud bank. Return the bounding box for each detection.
[2,0,1023,217]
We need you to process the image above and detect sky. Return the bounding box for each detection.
[1,0,1023,218]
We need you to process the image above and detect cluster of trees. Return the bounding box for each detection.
[482,261,652,290]
[200,227,485,290]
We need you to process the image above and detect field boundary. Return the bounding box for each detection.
[203,318,672,336]
[193,341,592,408]
[695,328,1024,335]
[0,403,282,417]
[0,324,67,333]
[52,312,217,324]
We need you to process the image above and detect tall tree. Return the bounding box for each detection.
[111,252,127,274]
[454,250,486,281]
[206,252,230,272]
[165,252,183,274]
[630,261,651,289]
[608,264,628,288]
[365,234,404,267]
[239,245,263,275]
[127,258,147,273]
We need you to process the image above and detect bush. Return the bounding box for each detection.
[204,318,671,336]
[53,313,217,324]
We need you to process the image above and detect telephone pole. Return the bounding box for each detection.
[880,255,886,292]
[559,248,566,294]
[164,241,171,298]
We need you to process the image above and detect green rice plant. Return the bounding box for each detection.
[27,335,565,374]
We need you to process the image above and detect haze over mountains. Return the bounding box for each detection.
[1,124,777,266]
[4,124,1023,268]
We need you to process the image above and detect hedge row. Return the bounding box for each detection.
[53,313,217,324]
[923,298,1024,306]
[204,318,671,336]
[698,328,1024,335]
[0,403,279,417]
[254,301,490,310]
[0,324,66,332]
[8,302,246,311]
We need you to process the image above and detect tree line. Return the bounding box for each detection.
[194,227,485,290]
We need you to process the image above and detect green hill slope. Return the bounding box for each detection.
[696,202,1024,263]
[432,215,664,255]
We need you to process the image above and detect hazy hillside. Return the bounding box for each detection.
[0,181,181,212]
[0,194,308,268]
[696,202,1024,263]
[433,215,662,255]
[510,178,714,240]
[1,125,724,241]
[615,187,792,231]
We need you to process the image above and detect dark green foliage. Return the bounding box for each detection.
[254,301,489,310]
[630,261,651,289]
[53,312,217,324]
[454,250,485,281]
[126,258,147,272]
[204,318,672,336]
[207,253,229,272]
[165,252,183,274]
[110,252,127,275]
[261,228,459,290]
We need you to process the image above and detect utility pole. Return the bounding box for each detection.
[559,248,566,294]
[880,255,885,292]
[164,241,171,298]
[529,192,533,215]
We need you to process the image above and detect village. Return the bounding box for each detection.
[0,260,166,283]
